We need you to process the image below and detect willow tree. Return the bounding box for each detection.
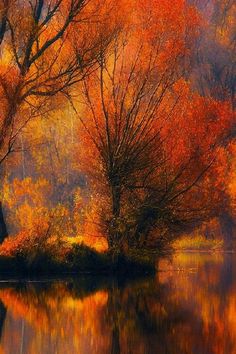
[77,0,233,253]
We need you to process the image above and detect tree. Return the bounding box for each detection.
[0,0,121,161]
[189,0,236,247]
[77,0,233,254]
[0,0,120,241]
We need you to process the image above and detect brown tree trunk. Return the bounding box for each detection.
[109,184,122,252]
[0,202,8,243]
[112,184,121,218]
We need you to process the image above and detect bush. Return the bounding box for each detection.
[0,235,157,276]
[66,243,109,271]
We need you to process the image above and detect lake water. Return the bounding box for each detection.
[0,253,235,354]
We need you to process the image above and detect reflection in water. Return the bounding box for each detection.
[0,254,235,353]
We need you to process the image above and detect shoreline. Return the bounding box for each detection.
[0,251,157,279]
[174,249,235,253]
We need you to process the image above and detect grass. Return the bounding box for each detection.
[173,235,224,251]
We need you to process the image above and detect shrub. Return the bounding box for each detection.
[66,243,109,271]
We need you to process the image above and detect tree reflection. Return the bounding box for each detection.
[0,256,235,354]
[0,300,6,339]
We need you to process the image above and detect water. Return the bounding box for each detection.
[0,253,235,354]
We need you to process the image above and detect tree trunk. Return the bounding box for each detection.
[0,202,8,243]
[109,184,122,252]
[112,184,121,218]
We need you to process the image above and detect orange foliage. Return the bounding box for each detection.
[77,26,234,247]
[0,0,234,254]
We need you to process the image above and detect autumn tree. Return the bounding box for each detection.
[0,110,89,248]
[77,0,233,254]
[189,0,236,247]
[0,0,121,241]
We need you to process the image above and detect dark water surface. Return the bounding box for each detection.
[0,253,235,354]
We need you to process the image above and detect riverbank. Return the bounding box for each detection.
[174,249,234,254]
[172,235,224,252]
[0,244,156,277]
[0,234,227,278]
